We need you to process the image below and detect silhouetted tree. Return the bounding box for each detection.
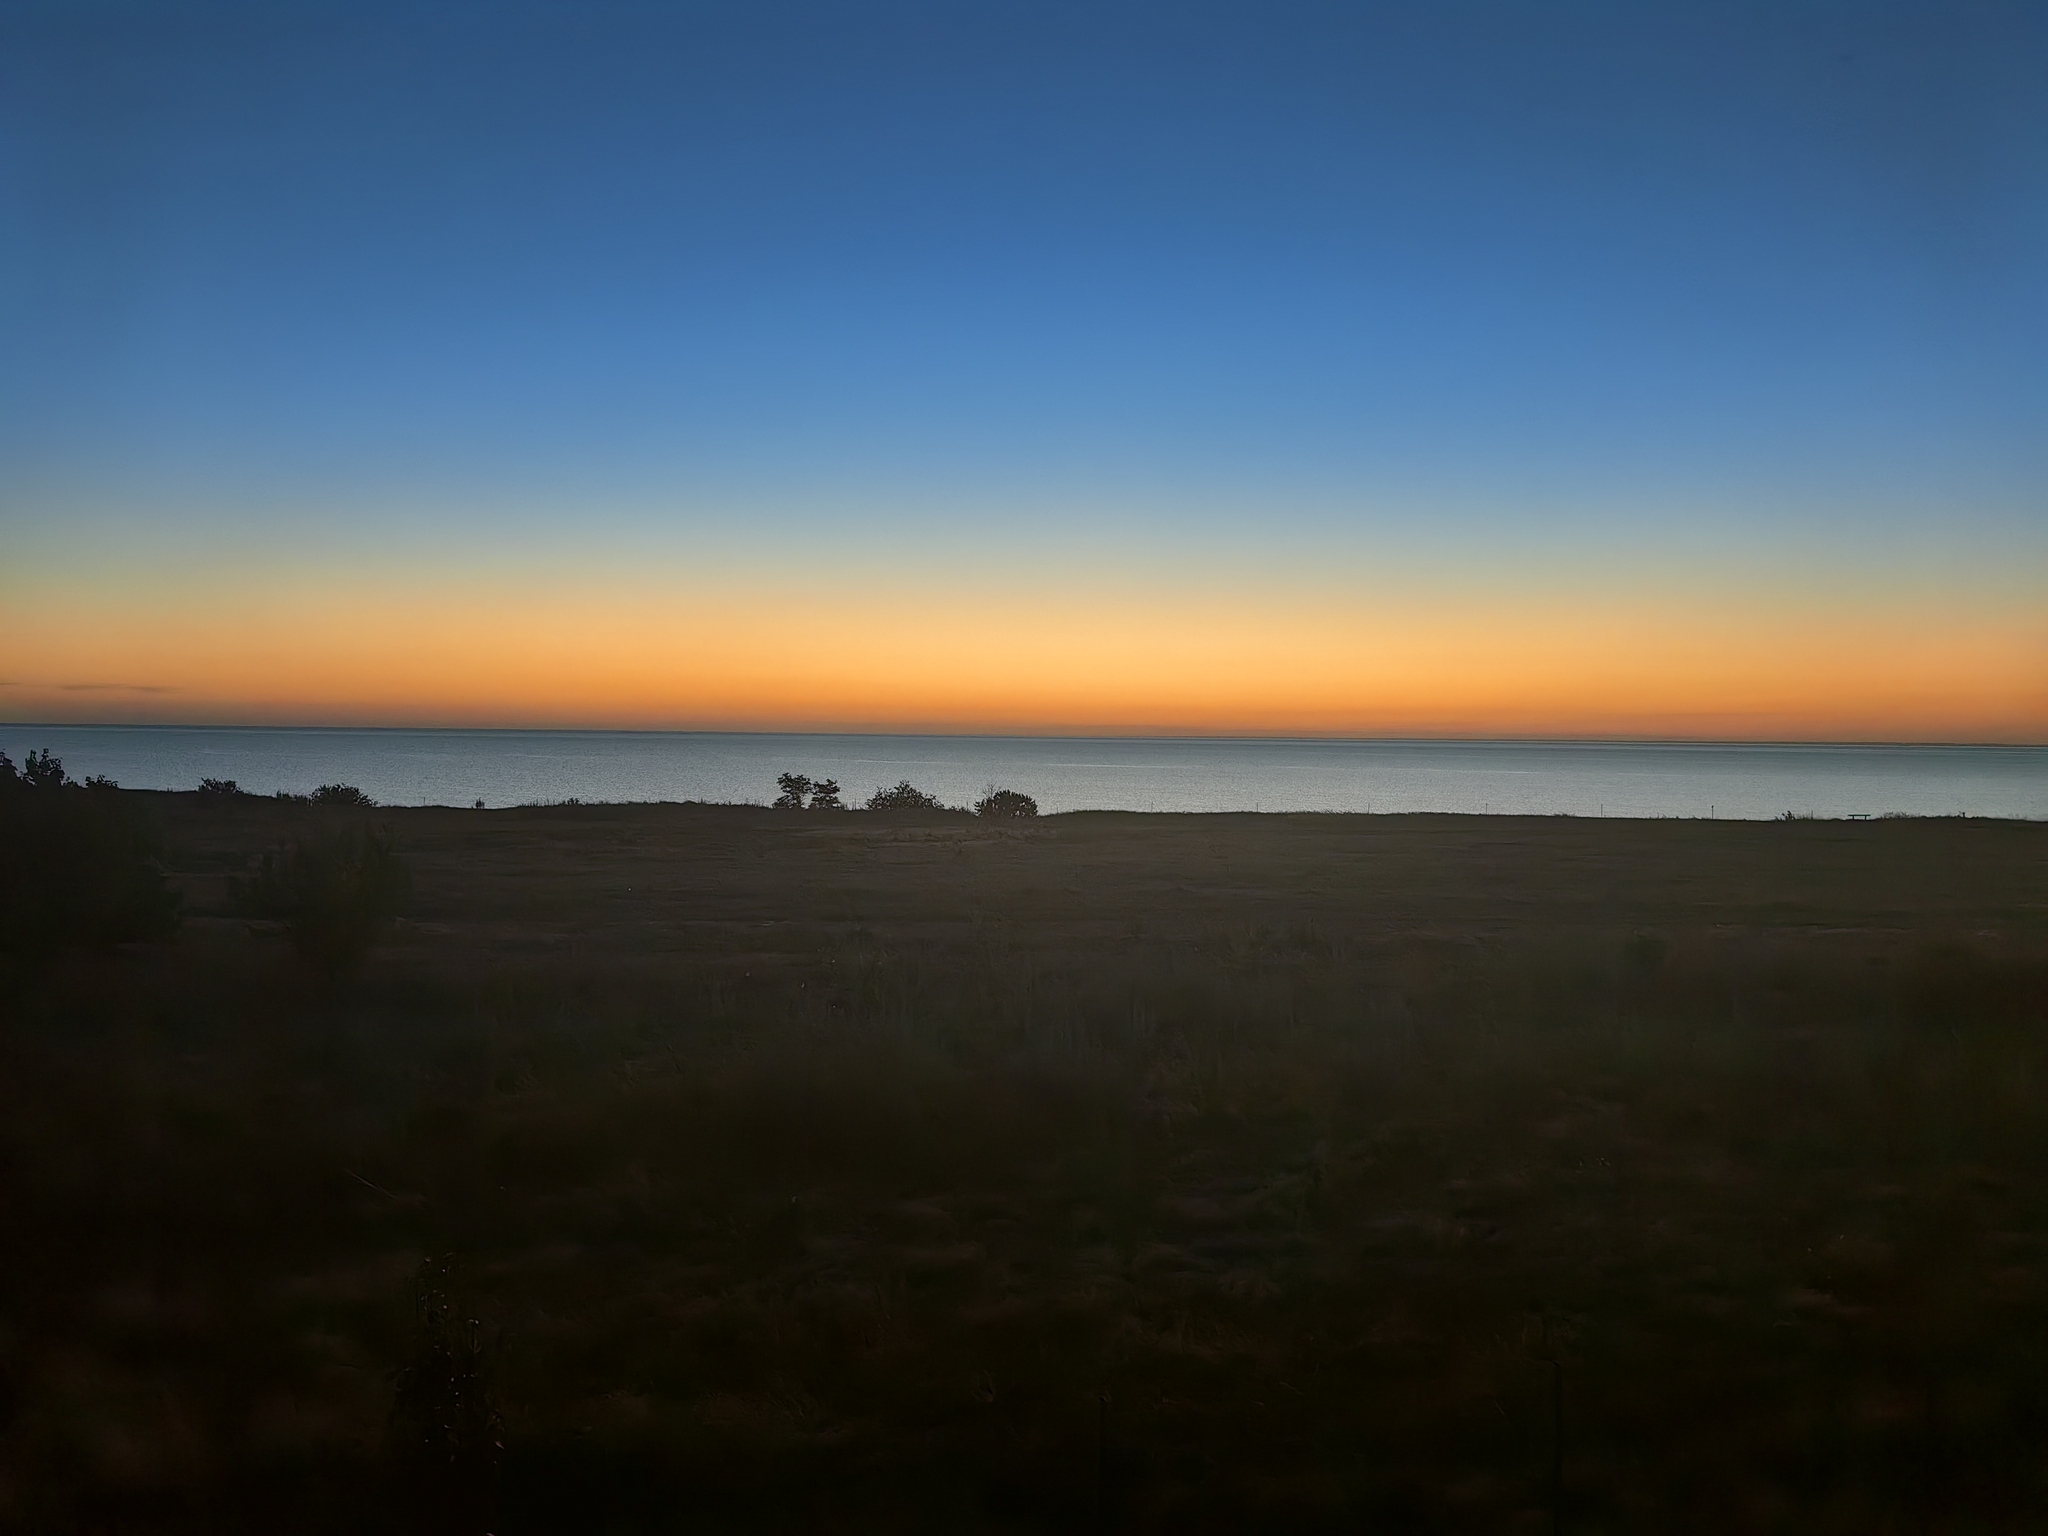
[809,777,844,810]
[16,749,65,790]
[974,787,1039,819]
[234,825,410,980]
[866,780,946,811]
[774,773,812,810]
[197,776,244,798]
[0,750,181,963]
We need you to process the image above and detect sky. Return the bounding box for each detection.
[2,0,2043,740]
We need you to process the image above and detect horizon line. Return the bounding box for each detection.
[5,720,2043,752]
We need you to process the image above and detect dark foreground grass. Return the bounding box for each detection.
[3,800,2046,1532]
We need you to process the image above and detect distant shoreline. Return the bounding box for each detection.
[7,726,2042,822]
[127,791,2048,826]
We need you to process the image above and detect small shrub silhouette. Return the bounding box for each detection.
[867,780,946,811]
[235,825,410,979]
[311,783,376,808]
[974,787,1038,819]
[197,776,244,798]
[391,1256,501,1535]
[809,777,844,810]
[0,750,180,962]
[774,772,812,810]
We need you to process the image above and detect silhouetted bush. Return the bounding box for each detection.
[0,750,181,963]
[973,787,1038,819]
[866,780,946,811]
[392,1256,502,1534]
[235,825,410,979]
[197,776,245,798]
[809,777,844,810]
[311,783,376,808]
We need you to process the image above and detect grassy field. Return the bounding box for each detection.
[4,798,2046,1532]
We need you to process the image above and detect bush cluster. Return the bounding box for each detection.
[233,824,411,979]
[865,779,947,811]
[312,783,377,807]
[777,774,1039,816]
[0,750,181,963]
[973,787,1038,818]
[266,783,376,809]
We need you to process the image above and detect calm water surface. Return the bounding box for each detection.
[3,726,2042,820]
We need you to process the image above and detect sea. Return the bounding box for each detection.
[2,725,2042,821]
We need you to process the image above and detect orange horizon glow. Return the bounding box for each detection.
[5,577,2042,743]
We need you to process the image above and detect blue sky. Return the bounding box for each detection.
[2,1,2043,734]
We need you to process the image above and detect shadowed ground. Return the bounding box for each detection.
[4,800,2046,1531]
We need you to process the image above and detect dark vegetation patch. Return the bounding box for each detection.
[0,749,179,964]
[2,796,2045,1531]
[863,779,949,812]
[231,825,411,981]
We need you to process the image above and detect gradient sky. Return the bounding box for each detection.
[2,0,2044,738]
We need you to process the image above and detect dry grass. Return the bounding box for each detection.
[2,799,2045,1531]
